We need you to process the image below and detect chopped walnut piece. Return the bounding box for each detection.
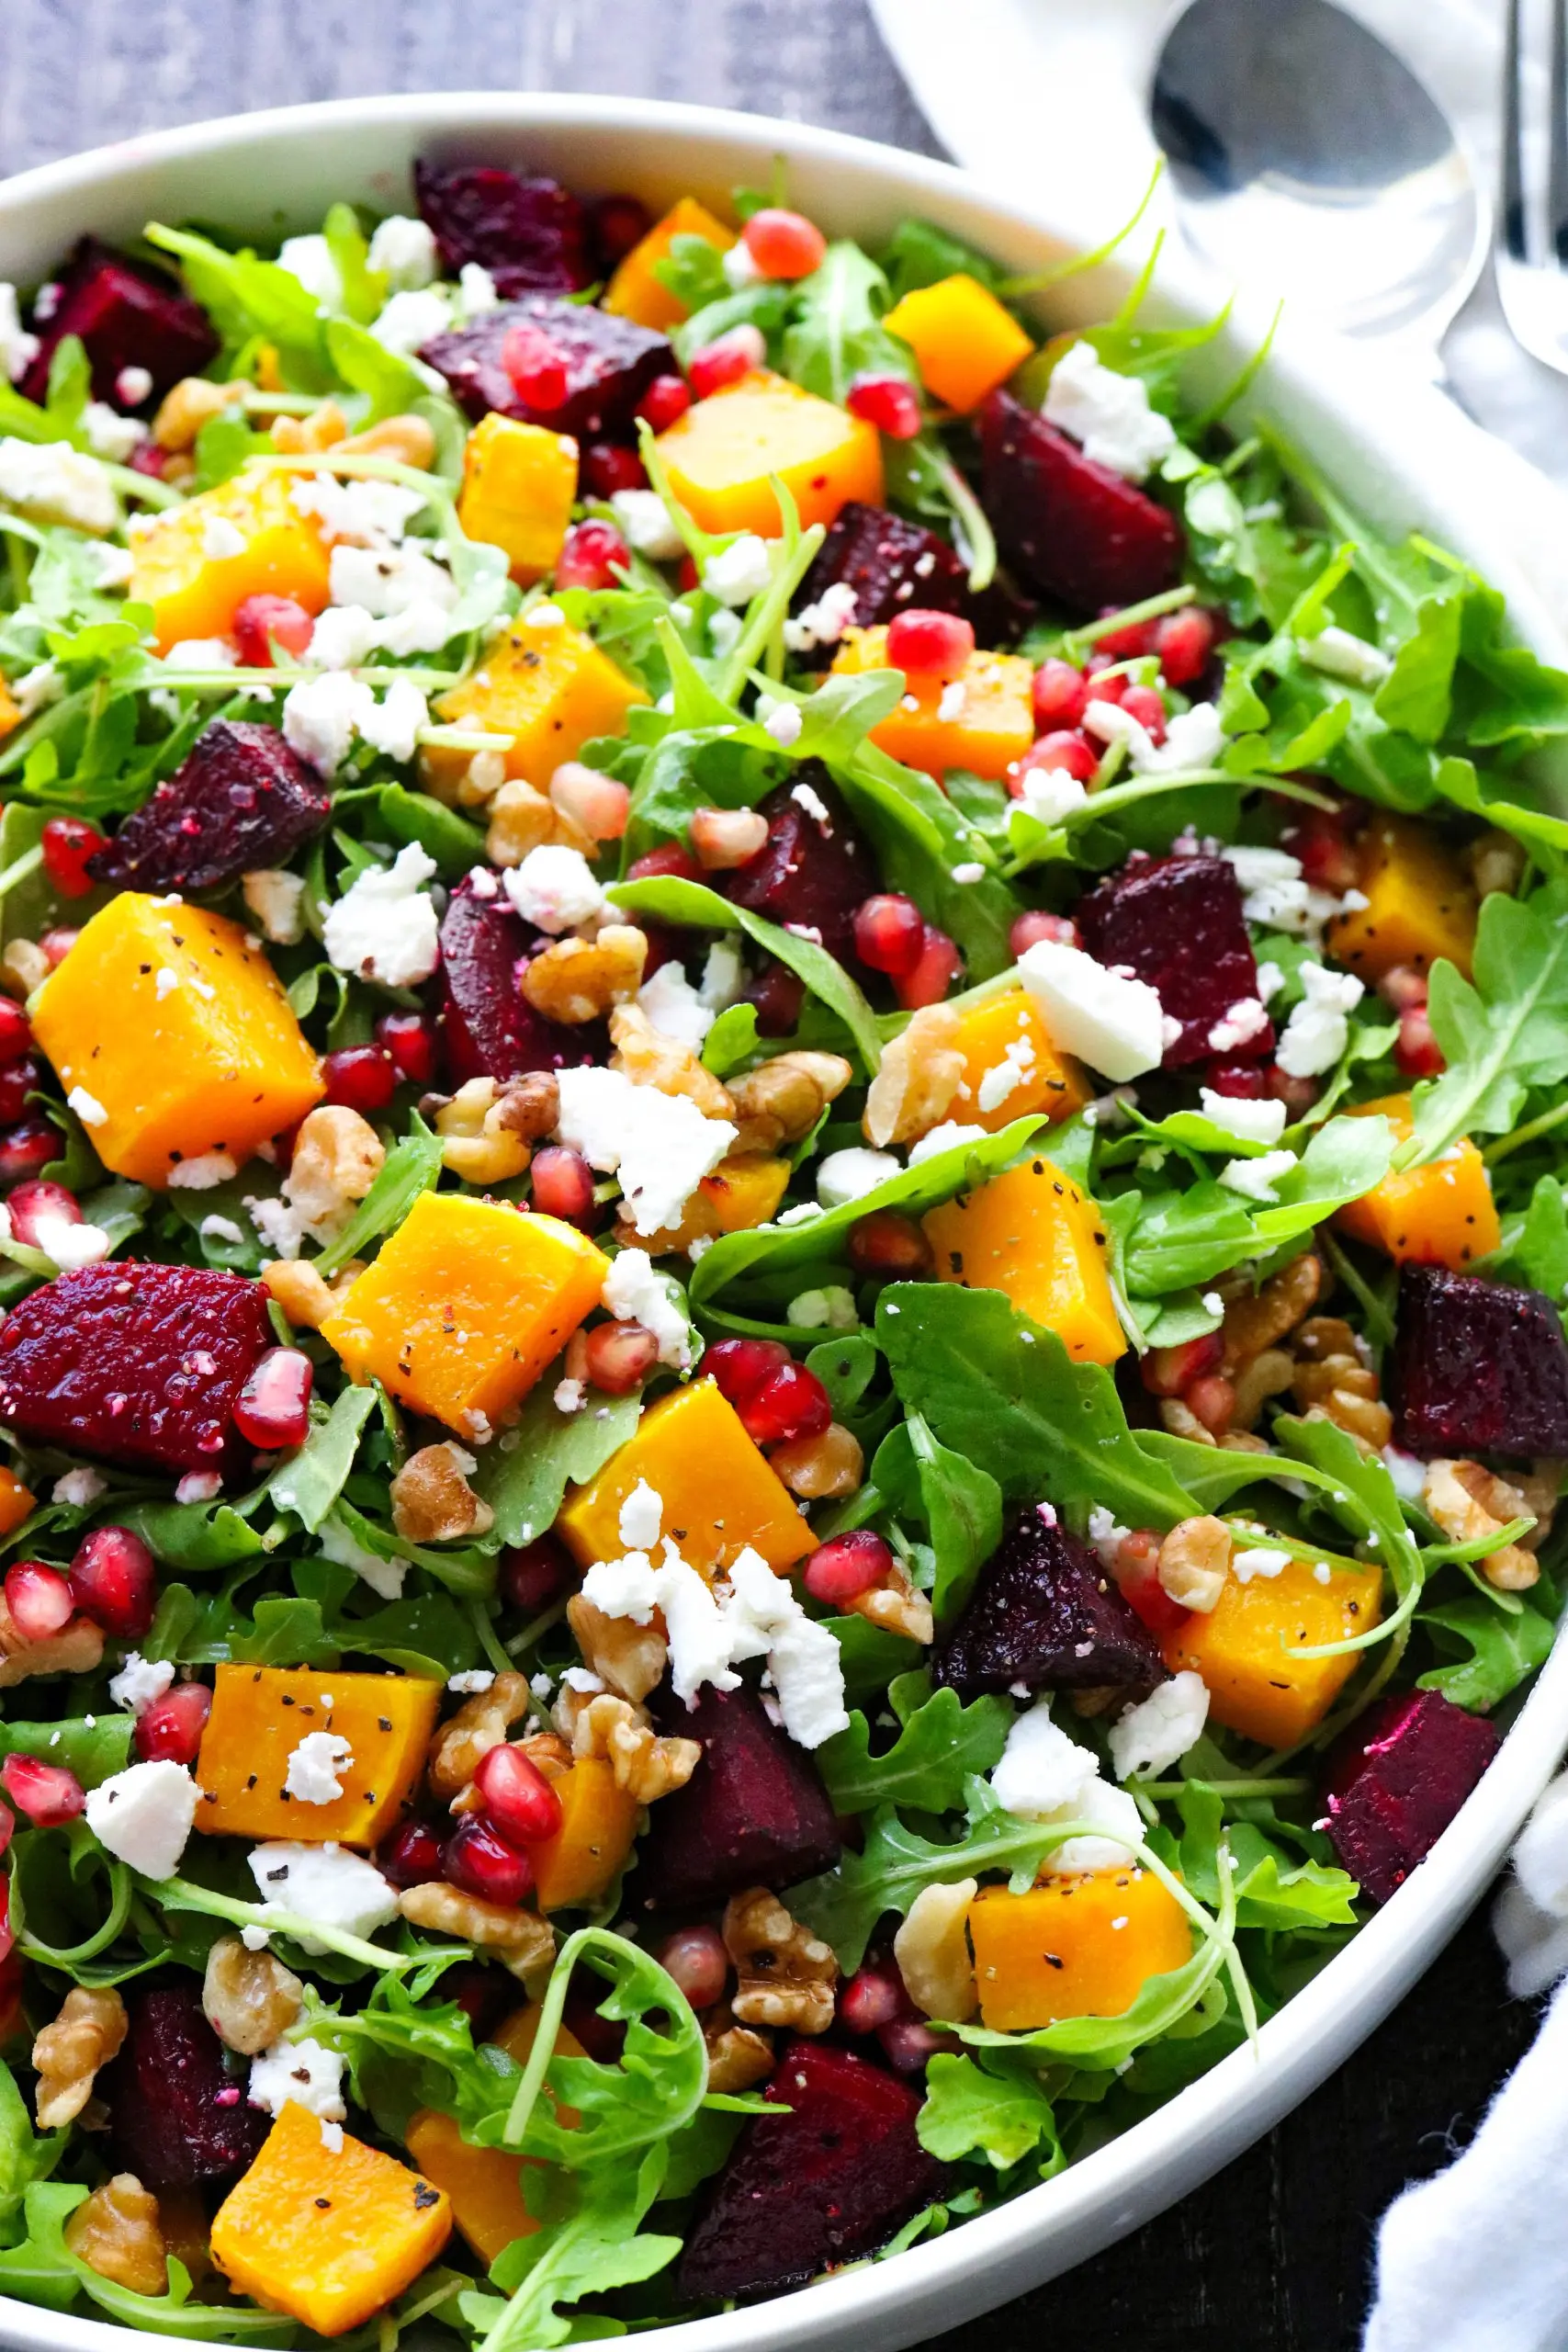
[398,1883,557,1986]
[863,1005,965,1148]
[894,1877,978,2021]
[523,928,648,1024]
[610,1004,737,1121]
[1158,1396,1216,1448]
[1220,1251,1324,1374]
[427,1670,532,1800]
[434,1078,533,1185]
[271,400,349,454]
[1424,1458,1540,1591]
[260,1256,361,1330]
[844,1558,933,1645]
[288,1105,386,1230]
[33,1986,128,2130]
[769,1422,864,1498]
[391,1442,496,1544]
[202,1937,304,2056]
[0,1596,103,1688]
[65,2175,167,2299]
[703,2005,774,2092]
[336,413,438,468]
[723,1887,839,2034]
[567,1592,669,1705]
[491,1071,562,1142]
[728,1052,854,1153]
[1230,1346,1295,1433]
[152,377,243,451]
[1463,826,1528,900]
[1158,1516,1232,1613]
[486,778,592,865]
[563,1690,699,1802]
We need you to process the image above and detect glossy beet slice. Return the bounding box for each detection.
[634,1684,840,1913]
[20,238,218,407]
[420,298,673,436]
[933,1503,1165,1701]
[1075,853,1266,1068]
[0,1262,271,1475]
[413,160,592,296]
[720,769,880,967]
[105,1983,268,2187]
[1392,1264,1568,1462]
[1323,1689,1500,1905]
[978,390,1183,617]
[679,2039,947,2303]
[87,720,331,893]
[795,502,1031,654]
[438,873,603,1085]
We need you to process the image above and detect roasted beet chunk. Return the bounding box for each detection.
[87,720,331,893]
[105,1984,268,2187]
[680,2039,947,2303]
[933,1503,1165,1701]
[978,390,1182,617]
[438,872,603,1085]
[794,501,1029,653]
[720,768,879,966]
[20,238,218,407]
[420,297,673,436]
[634,1684,840,1913]
[0,1262,271,1475]
[1075,853,1266,1068]
[1392,1264,1568,1462]
[1323,1690,1500,1905]
[413,160,591,295]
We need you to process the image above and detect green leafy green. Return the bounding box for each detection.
[1414,884,1568,1162]
[311,1115,446,1278]
[816,1687,1012,1815]
[268,1385,378,1533]
[471,1374,642,1549]
[918,2052,1061,2172]
[869,1413,1002,1625]
[463,2148,680,2352]
[1418,1591,1557,1711]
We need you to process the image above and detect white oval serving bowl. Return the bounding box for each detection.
[0,88,1562,2352]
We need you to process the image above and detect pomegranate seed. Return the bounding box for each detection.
[502,320,570,413]
[852,892,925,977]
[583,1320,659,1394]
[1012,731,1098,791]
[129,442,169,480]
[233,594,315,667]
[688,324,766,400]
[377,1818,446,1889]
[0,1755,83,1826]
[474,1744,564,1847]
[894,924,962,1011]
[1184,1374,1235,1435]
[627,843,704,884]
[0,1059,39,1125]
[1154,606,1216,686]
[1142,1332,1224,1398]
[655,1924,729,2009]
[0,1806,13,1864]
[742,208,828,279]
[530,1146,596,1227]
[1120,684,1168,743]
[1267,1065,1319,1114]
[375,1011,440,1087]
[1202,1056,1269,1100]
[550,762,629,842]
[0,1001,31,1069]
[1093,612,1159,661]
[39,929,77,970]
[886,607,975,679]
[636,374,693,433]
[581,441,648,498]
[707,1338,790,1405]
[848,1209,932,1276]
[69,1525,155,1641]
[806,1529,895,1606]
[444,1815,534,1906]
[838,1960,905,2031]
[878,2018,957,2072]
[1377,964,1429,1014]
[746,962,806,1036]
[39,817,106,900]
[0,1122,60,1188]
[690,806,770,871]
[1283,808,1359,894]
[592,193,653,269]
[556,518,631,594]
[1032,659,1089,731]
[1010,910,1079,957]
[322,1045,396,1116]
[678,554,701,593]
[502,1535,575,1614]
[135,1680,211,1765]
[1396,1003,1446,1079]
[4,1563,73,1641]
[845,373,921,438]
[1118,1561,1191,1639]
[232,1347,313,1449]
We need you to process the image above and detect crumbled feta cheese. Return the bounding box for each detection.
[637,959,714,1050]
[1276,961,1364,1078]
[290,474,424,547]
[168,1154,239,1192]
[1296,625,1392,688]
[458,262,500,317]
[976,1031,1036,1114]
[246,1840,398,1950]
[1223,844,1343,938]
[725,1547,849,1747]
[0,436,118,535]
[786,1284,859,1330]
[243,868,308,946]
[12,661,62,717]
[53,1467,105,1508]
[554,1377,586,1414]
[201,514,248,561]
[704,534,773,606]
[285,1731,353,1805]
[282,671,374,776]
[371,287,453,358]
[610,489,684,561]
[356,675,429,763]
[759,696,803,748]
[330,540,456,620]
[817,1146,901,1207]
[277,233,343,304]
[1382,1446,1427,1501]
[116,364,153,407]
[952,860,985,884]
[791,779,831,827]
[66,1085,107,1127]
[447,1669,495,1695]
[554,1066,736,1238]
[992,1702,1098,1815]
[602,1248,695,1369]
[1198,1088,1288,1147]
[108,1654,175,1715]
[503,844,605,935]
[367,213,439,290]
[1232,1544,1292,1582]
[722,239,766,289]
[618,1479,664,1551]
[698,940,746,1011]
[1018,938,1166,1082]
[248,2035,346,2121]
[1087,1505,1131,1568]
[659,1543,744,1704]
[1109,1671,1210,1781]
[907,1121,988,1166]
[707,607,743,657]
[33,1214,111,1268]
[1207,997,1269,1053]
[82,402,146,462]
[1255,960,1285,1004]
[0,285,39,386]
[377,596,459,657]
[85,1760,198,1879]
[1042,340,1177,481]
[175,1469,223,1503]
[308,602,379,671]
[1220,1148,1296,1204]
[318,1510,405,1601]
[1016,764,1089,826]
[164,637,237,671]
[322,842,441,986]
[783,581,857,652]
[198,1214,246,1248]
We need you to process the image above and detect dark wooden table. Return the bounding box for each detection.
[0,2,1543,2343]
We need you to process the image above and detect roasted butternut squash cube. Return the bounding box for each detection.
[557,1376,815,1576]
[970,1869,1190,2030]
[0,1466,34,1539]
[922,1155,1124,1364]
[1162,1553,1383,1748]
[427,610,649,794]
[194,1664,440,1847]
[458,413,579,585]
[1325,814,1478,983]
[530,1757,642,1911]
[604,195,736,330]
[404,2110,537,2264]
[831,627,1034,781]
[946,989,1088,1130]
[129,469,331,655]
[31,893,323,1187]
[639,1150,791,1255]
[321,1193,608,1436]
[211,2102,451,2336]
[883,273,1034,415]
[0,681,20,742]
[1336,1093,1500,1270]
[655,368,884,538]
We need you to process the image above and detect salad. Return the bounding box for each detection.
[0,145,1557,2347]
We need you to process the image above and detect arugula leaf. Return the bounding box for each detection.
[1274,1412,1421,1652]
[879,217,1010,302]
[0,1715,131,1789]
[144,224,330,390]
[1498,1174,1568,1296]
[471,1374,642,1549]
[268,1385,378,1534]
[869,1413,1002,1625]
[117,1496,264,1574]
[838,738,1020,978]
[376,783,487,877]
[311,1115,445,1277]
[463,2147,680,2352]
[782,242,911,405]
[827,1612,924,1701]
[0,2180,293,2339]
[1115,1116,1393,1295]
[1418,1591,1556,1711]
[1414,885,1568,1162]
[918,2052,1061,2172]
[816,1687,1013,1815]
[1176,1786,1357,1929]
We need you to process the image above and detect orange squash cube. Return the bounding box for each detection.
[211,2102,451,2336]
[428,610,649,794]
[31,893,323,1188]
[404,2111,537,2265]
[129,469,331,655]
[639,1150,791,1255]
[1325,814,1478,983]
[945,989,1088,1130]
[557,1376,815,1577]
[194,1664,440,1848]
[530,1757,642,1911]
[969,1869,1190,2031]
[0,681,21,742]
[830,626,1034,781]
[458,413,579,584]
[1162,1553,1383,1748]
[882,273,1034,415]
[0,1466,35,1539]
[1336,1093,1499,1270]
[654,369,883,538]
[922,1155,1124,1365]
[321,1193,608,1436]
[604,195,736,330]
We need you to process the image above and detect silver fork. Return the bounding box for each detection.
[1498,0,1568,371]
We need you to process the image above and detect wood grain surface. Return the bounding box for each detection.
[0,5,1540,2344]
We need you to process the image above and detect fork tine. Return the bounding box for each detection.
[1553,0,1568,260]
[1505,0,1529,261]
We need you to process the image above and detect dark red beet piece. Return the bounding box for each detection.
[679,2039,947,2303]
[1392,1264,1568,1462]
[0,1261,272,1475]
[20,238,218,407]
[420,298,673,437]
[933,1503,1165,1701]
[635,1684,840,1913]
[1323,1689,1500,1905]
[720,769,879,966]
[104,1983,267,2187]
[438,874,604,1086]
[978,390,1183,617]
[413,160,592,296]
[793,500,1028,653]
[1075,854,1266,1068]
[86,720,331,893]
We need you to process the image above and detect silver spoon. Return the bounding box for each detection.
[1149,0,1489,353]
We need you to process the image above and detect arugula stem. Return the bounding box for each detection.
[1134,1777,1313,1798]
[152,1875,469,1973]
[0,843,43,901]
[1064,584,1194,661]
[998,158,1165,298]
[920,440,997,594]
[468,1597,516,1680]
[1483,1098,1568,1166]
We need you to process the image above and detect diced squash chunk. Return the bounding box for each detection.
[404,2111,536,2264]
[0,681,20,742]
[558,1377,815,1576]
[1162,1554,1383,1747]
[530,1757,642,1910]
[321,1193,608,1435]
[654,368,883,538]
[640,1150,791,1255]
[211,2102,451,2336]
[0,1467,34,1539]
[1336,1093,1500,1270]
[969,1870,1190,2030]
[1325,814,1478,982]
[195,1664,440,1847]
[946,989,1089,1130]
[31,893,323,1187]
[458,413,579,584]
[129,470,331,655]
[427,611,649,794]
[883,273,1034,415]
[604,196,736,330]
[922,1156,1124,1364]
[831,627,1034,781]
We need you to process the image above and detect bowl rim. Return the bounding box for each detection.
[0,85,1562,2352]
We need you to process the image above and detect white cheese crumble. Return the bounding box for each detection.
[308,603,380,671]
[0,436,118,534]
[976,1030,1036,1113]
[447,1669,496,1695]
[1042,340,1177,481]
[817,1146,901,1207]
[1016,764,1089,826]
[1087,1505,1131,1569]
[783,582,857,653]
[459,262,500,317]
[107,1654,175,1716]
[1232,1544,1292,1582]
[278,233,343,304]
[555,1377,587,1414]
[1276,961,1364,1078]
[367,213,439,290]
[201,514,247,561]
[637,960,714,1050]
[1223,844,1344,938]
[168,1154,239,1192]
[1296,625,1392,688]
[82,402,146,462]
[610,490,685,561]
[618,1479,664,1552]
[791,779,831,827]
[85,1759,198,1879]
[1207,997,1269,1053]
[601,1248,695,1369]
[1018,938,1166,1082]
[52,1467,105,1508]
[243,869,308,946]
[66,1086,107,1127]
[198,1214,246,1248]
[33,1215,111,1269]
[1109,1671,1210,1782]
[0,285,39,385]
[699,940,745,1011]
[246,1840,398,1950]
[370,287,454,359]
[503,844,605,935]
[760,697,804,748]
[290,474,424,548]
[906,1121,987,1166]
[724,1547,849,1747]
[322,842,441,987]
[704,534,773,606]
[1220,1148,1296,1204]
[249,2035,346,2121]
[554,1066,736,1238]
[318,1509,405,1601]
[285,1731,353,1805]
[990,1702,1142,1871]
[1198,1088,1288,1148]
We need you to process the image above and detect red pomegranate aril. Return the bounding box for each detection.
[1396,1003,1445,1079]
[39,816,107,900]
[1010,909,1079,958]
[1377,964,1429,1014]
[707,1338,790,1405]
[502,320,570,413]
[655,1923,729,2010]
[444,1815,534,1906]
[1184,1374,1235,1435]
[135,1679,212,1766]
[550,763,629,842]
[592,192,653,269]
[1085,653,1131,698]
[1203,1056,1269,1100]
[1142,1331,1224,1398]
[0,1805,12,1865]
[0,1754,83,1826]
[0,1121,60,1188]
[0,1059,39,1125]
[232,1347,313,1449]
[1013,731,1098,789]
[690,806,770,870]
[529,1145,595,1227]
[322,1045,397,1116]
[838,1960,905,2032]
[746,961,806,1036]
[556,517,632,593]
[688,324,766,400]
[502,1534,575,1614]
[1032,658,1089,731]
[129,442,168,480]
[845,372,921,438]
[1285,808,1359,894]
[232,594,315,668]
[4,1562,73,1641]
[0,1001,30,1069]
[636,373,693,433]
[848,1209,931,1276]
[377,1818,446,1890]
[678,554,701,594]
[1120,684,1168,742]
[1154,605,1216,686]
[582,1319,660,1394]
[886,607,975,679]
[741,208,829,280]
[1267,1065,1319,1114]
[878,2018,956,2072]
[375,1010,440,1087]
[852,891,925,977]
[1119,1562,1191,1639]
[626,843,703,884]
[474,1743,564,1847]
[1093,610,1159,662]
[804,1528,894,1606]
[581,440,648,499]
[894,923,962,1011]
[39,928,77,970]
[69,1525,155,1641]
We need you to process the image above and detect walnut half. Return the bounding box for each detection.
[33,1986,128,2130]
[723,1888,839,2034]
